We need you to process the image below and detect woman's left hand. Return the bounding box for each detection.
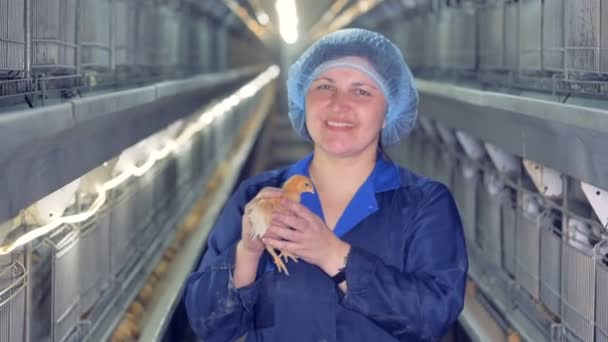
[263,198,351,276]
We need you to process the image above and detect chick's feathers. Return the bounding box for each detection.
[247,175,314,239]
[245,175,314,275]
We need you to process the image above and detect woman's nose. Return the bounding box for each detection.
[329,90,350,112]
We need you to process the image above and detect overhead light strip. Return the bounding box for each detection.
[0,66,280,255]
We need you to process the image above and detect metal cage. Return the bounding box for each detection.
[540,211,563,318]
[0,0,25,74]
[597,242,608,342]
[561,215,599,342]
[476,171,504,269]
[32,0,78,73]
[78,203,111,320]
[112,0,137,71]
[501,185,518,277]
[0,256,26,342]
[79,0,112,71]
[515,192,543,300]
[518,0,543,72]
[478,0,505,71]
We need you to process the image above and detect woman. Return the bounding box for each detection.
[185,28,467,342]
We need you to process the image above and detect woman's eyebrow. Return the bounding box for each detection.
[352,81,378,90]
[313,77,335,83]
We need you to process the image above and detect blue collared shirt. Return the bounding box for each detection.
[185,154,468,342]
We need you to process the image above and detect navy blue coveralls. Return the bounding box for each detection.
[185,154,468,341]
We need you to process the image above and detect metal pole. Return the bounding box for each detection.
[75,0,82,76]
[24,243,32,342]
[109,0,115,71]
[24,0,32,77]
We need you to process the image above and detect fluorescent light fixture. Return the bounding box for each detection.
[275,0,298,44]
[0,66,280,255]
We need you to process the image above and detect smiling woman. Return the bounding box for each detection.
[185,28,468,342]
[305,56,388,158]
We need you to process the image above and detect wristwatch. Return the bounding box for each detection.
[331,269,346,285]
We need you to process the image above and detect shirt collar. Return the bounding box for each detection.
[285,152,401,194]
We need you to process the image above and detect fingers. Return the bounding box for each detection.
[263,230,281,240]
[263,237,299,254]
[266,224,303,242]
[271,211,309,232]
[277,199,321,225]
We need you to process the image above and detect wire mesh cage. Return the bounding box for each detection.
[442,2,476,71]
[211,109,234,168]
[0,0,25,75]
[403,16,426,71]
[108,181,144,281]
[564,0,602,75]
[32,0,78,73]
[516,192,543,300]
[112,0,138,72]
[77,203,111,320]
[156,5,181,77]
[561,215,599,342]
[422,13,440,71]
[596,240,608,342]
[453,159,479,248]
[478,0,504,71]
[476,171,504,269]
[501,185,518,277]
[135,0,159,74]
[154,157,179,225]
[36,224,82,342]
[518,0,542,72]
[504,1,519,72]
[540,210,563,318]
[79,0,112,71]
[0,254,27,342]
[178,13,195,74]
[176,138,196,200]
[543,0,566,72]
[134,170,157,235]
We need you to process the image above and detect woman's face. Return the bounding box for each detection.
[305,61,387,158]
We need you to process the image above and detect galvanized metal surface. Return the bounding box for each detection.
[597,255,608,342]
[0,259,26,342]
[478,2,504,71]
[0,0,25,72]
[32,0,78,72]
[0,67,260,224]
[417,79,608,190]
[518,0,542,71]
[516,197,541,299]
[561,240,595,342]
[79,0,112,70]
[540,219,562,317]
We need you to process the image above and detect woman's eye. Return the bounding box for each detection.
[354,88,371,96]
[317,84,332,90]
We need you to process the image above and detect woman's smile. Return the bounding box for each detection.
[325,119,355,130]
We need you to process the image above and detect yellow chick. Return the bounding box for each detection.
[246,175,314,275]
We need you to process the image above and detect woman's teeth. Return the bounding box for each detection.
[326,120,354,127]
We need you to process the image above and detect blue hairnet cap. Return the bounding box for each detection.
[287,28,418,146]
